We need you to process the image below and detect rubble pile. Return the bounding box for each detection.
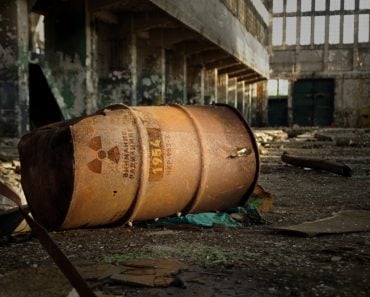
[0,138,25,210]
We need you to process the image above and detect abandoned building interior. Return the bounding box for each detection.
[0,0,370,296]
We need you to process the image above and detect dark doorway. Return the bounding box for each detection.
[29,63,64,128]
[268,97,288,126]
[293,79,334,126]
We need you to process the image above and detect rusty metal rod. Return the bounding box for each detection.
[281,152,352,177]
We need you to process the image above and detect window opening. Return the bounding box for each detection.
[343,14,355,44]
[314,16,325,44]
[286,17,297,45]
[315,0,326,11]
[301,0,312,12]
[286,0,297,12]
[359,14,370,42]
[300,16,311,45]
[273,0,284,13]
[272,17,284,45]
[329,15,340,44]
[344,0,355,10]
[360,0,370,9]
[330,0,341,11]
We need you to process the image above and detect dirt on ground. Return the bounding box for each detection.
[0,128,370,297]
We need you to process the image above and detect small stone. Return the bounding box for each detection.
[331,256,342,262]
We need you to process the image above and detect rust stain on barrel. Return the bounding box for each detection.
[19,104,259,230]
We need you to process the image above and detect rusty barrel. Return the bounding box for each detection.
[19,104,259,230]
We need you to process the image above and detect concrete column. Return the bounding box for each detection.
[288,79,294,126]
[200,66,205,105]
[323,0,330,71]
[16,0,29,135]
[282,0,287,46]
[295,0,301,74]
[242,82,246,118]
[0,0,29,137]
[234,79,238,109]
[310,0,315,48]
[353,1,359,71]
[86,0,97,113]
[225,75,229,104]
[340,0,345,45]
[214,69,218,103]
[130,18,137,106]
[183,55,187,103]
[248,85,253,124]
[160,47,166,104]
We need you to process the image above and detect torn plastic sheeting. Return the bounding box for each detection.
[153,205,268,228]
[154,212,242,228]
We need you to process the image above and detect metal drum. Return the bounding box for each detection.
[19,104,259,230]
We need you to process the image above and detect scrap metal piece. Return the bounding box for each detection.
[281,152,352,177]
[272,210,370,237]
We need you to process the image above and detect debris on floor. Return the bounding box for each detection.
[0,159,25,210]
[281,151,352,177]
[76,259,186,295]
[0,205,30,236]
[272,210,370,237]
[248,184,275,212]
[151,204,269,228]
[254,129,288,144]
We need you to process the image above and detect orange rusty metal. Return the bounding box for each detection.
[19,104,259,230]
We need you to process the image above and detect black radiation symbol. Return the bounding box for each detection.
[87,136,120,174]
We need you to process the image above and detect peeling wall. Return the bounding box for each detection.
[136,37,163,106]
[165,50,185,104]
[270,1,370,127]
[43,0,87,118]
[271,47,370,127]
[96,21,132,107]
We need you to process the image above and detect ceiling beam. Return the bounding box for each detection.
[187,49,229,67]
[218,64,245,75]
[172,40,217,55]
[205,57,237,70]
[243,77,267,85]
[228,69,254,78]
[237,73,258,81]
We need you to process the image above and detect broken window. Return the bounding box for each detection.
[343,15,355,44]
[329,15,340,44]
[273,0,284,13]
[358,14,370,42]
[314,16,325,44]
[360,0,370,9]
[315,0,326,11]
[272,17,284,46]
[300,16,311,45]
[344,0,355,10]
[301,0,312,12]
[286,0,297,13]
[267,80,288,96]
[286,17,297,45]
[330,0,341,11]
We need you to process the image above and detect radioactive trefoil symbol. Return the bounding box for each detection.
[87,136,120,174]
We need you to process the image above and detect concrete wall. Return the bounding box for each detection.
[269,0,370,127]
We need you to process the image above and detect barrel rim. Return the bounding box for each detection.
[214,103,260,205]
